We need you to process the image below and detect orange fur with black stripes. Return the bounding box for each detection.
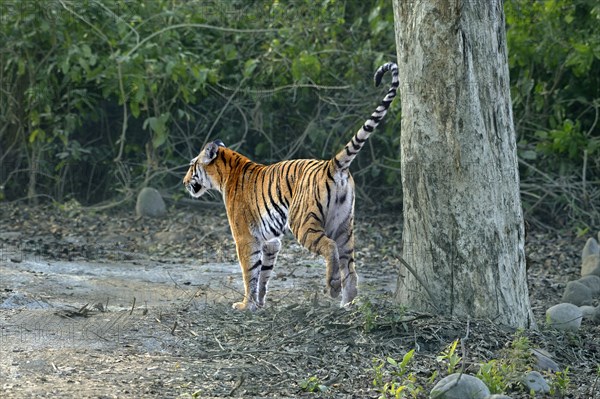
[183,62,398,310]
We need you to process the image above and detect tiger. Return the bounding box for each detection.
[183,62,398,311]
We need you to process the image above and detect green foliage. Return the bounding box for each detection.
[1,0,597,227]
[0,0,400,205]
[476,331,534,394]
[436,339,462,374]
[550,367,571,397]
[477,360,512,394]
[359,299,380,333]
[299,375,327,393]
[355,299,408,333]
[372,350,423,399]
[506,0,600,224]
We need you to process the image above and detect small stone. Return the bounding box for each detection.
[522,371,550,394]
[135,187,167,218]
[581,255,600,277]
[530,348,559,372]
[561,280,593,306]
[577,275,600,296]
[430,373,490,399]
[579,305,600,323]
[546,303,583,331]
[583,237,600,260]
[486,395,513,399]
[579,306,596,319]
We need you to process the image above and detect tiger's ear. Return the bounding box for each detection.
[201,142,220,164]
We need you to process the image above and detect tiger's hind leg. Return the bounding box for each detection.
[333,219,358,306]
[257,239,281,307]
[290,218,342,299]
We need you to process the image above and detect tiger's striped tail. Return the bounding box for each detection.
[333,62,399,171]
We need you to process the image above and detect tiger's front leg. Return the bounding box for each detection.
[232,240,263,311]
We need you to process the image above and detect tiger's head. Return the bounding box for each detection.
[183,139,225,198]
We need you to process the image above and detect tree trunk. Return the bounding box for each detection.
[392,0,534,328]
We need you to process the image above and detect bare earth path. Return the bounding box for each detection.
[0,203,598,398]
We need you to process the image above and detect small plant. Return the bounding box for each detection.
[476,331,536,394]
[477,360,511,394]
[299,375,327,393]
[550,367,570,397]
[358,299,380,332]
[436,339,462,374]
[507,331,533,372]
[372,350,423,399]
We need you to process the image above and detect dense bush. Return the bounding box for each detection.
[0,0,598,227]
[506,0,600,228]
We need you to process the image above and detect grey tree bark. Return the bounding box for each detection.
[392,0,534,328]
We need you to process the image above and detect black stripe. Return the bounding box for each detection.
[268,179,286,220]
[316,200,325,221]
[283,164,294,196]
[301,227,324,246]
[250,259,262,270]
[345,146,358,156]
[311,233,326,252]
[303,211,322,225]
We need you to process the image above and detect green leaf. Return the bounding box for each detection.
[243,59,259,78]
[223,44,238,61]
[130,101,140,118]
[17,59,26,76]
[292,52,321,81]
[147,113,170,149]
[29,128,45,143]
[401,349,415,367]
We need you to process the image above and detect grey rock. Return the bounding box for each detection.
[522,371,550,394]
[577,275,600,296]
[486,395,513,399]
[135,187,166,218]
[582,254,600,277]
[583,237,600,260]
[546,303,583,331]
[530,348,559,372]
[561,280,593,306]
[579,305,600,322]
[430,373,490,399]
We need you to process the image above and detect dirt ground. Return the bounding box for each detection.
[0,201,598,398]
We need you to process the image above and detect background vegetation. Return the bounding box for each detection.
[1,0,598,229]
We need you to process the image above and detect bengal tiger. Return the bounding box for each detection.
[183,62,398,311]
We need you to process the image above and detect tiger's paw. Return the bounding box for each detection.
[341,285,358,306]
[232,301,257,311]
[325,279,341,298]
